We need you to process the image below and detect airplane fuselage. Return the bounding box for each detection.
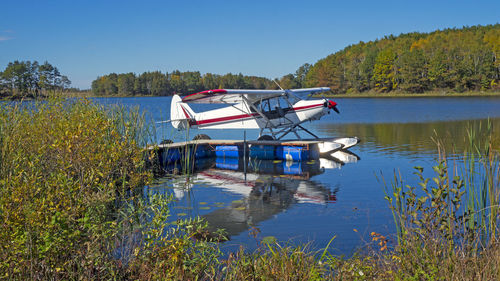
[191,99,329,130]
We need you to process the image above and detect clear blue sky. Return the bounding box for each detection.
[1,0,499,89]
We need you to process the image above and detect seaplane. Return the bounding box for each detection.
[165,87,360,154]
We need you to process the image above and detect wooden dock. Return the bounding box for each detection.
[149,137,359,164]
[151,138,352,149]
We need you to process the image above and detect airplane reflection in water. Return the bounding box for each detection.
[167,150,360,238]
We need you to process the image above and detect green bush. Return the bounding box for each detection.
[0,99,151,279]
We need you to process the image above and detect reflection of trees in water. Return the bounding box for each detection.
[318,118,500,154]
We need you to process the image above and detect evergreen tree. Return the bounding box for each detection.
[372,49,396,92]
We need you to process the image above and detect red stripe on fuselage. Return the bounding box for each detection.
[182,89,228,102]
[292,103,324,111]
[194,103,323,126]
[196,112,259,125]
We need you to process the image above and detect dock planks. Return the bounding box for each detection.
[151,138,342,150]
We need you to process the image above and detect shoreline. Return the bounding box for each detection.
[3,90,500,100]
[322,90,500,98]
[83,90,500,99]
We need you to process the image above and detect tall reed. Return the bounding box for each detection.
[462,121,500,244]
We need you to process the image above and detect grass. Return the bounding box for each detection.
[0,98,498,280]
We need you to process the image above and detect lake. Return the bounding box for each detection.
[94,96,500,255]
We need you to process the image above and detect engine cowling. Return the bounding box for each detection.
[324,100,340,114]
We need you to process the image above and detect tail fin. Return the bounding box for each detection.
[170,94,196,130]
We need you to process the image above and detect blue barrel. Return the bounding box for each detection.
[283,161,302,175]
[215,145,240,158]
[194,144,215,159]
[160,148,181,164]
[279,146,309,161]
[216,157,239,170]
[275,146,283,160]
[249,145,276,160]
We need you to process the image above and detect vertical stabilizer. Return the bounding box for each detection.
[170,95,196,130]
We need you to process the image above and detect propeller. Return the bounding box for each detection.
[324,100,340,114]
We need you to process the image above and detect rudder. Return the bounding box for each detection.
[170,95,196,130]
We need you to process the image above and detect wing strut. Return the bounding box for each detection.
[297,124,319,138]
[269,123,319,140]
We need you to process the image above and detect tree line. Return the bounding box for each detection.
[0,60,71,99]
[304,24,500,93]
[91,71,275,96]
[91,64,313,96]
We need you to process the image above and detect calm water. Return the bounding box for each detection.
[95,96,500,254]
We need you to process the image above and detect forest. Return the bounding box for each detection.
[0,60,71,99]
[91,24,500,96]
[304,24,500,94]
[90,71,284,96]
[2,24,499,98]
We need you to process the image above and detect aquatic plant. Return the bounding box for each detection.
[381,120,500,279]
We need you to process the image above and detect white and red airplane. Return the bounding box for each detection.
[169,87,341,140]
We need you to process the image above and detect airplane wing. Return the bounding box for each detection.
[288,87,331,98]
[181,87,330,104]
[182,89,284,104]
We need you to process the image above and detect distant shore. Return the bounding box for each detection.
[322,90,500,98]
[75,90,500,99]
[3,90,500,100]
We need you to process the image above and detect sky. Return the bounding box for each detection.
[1,0,499,89]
